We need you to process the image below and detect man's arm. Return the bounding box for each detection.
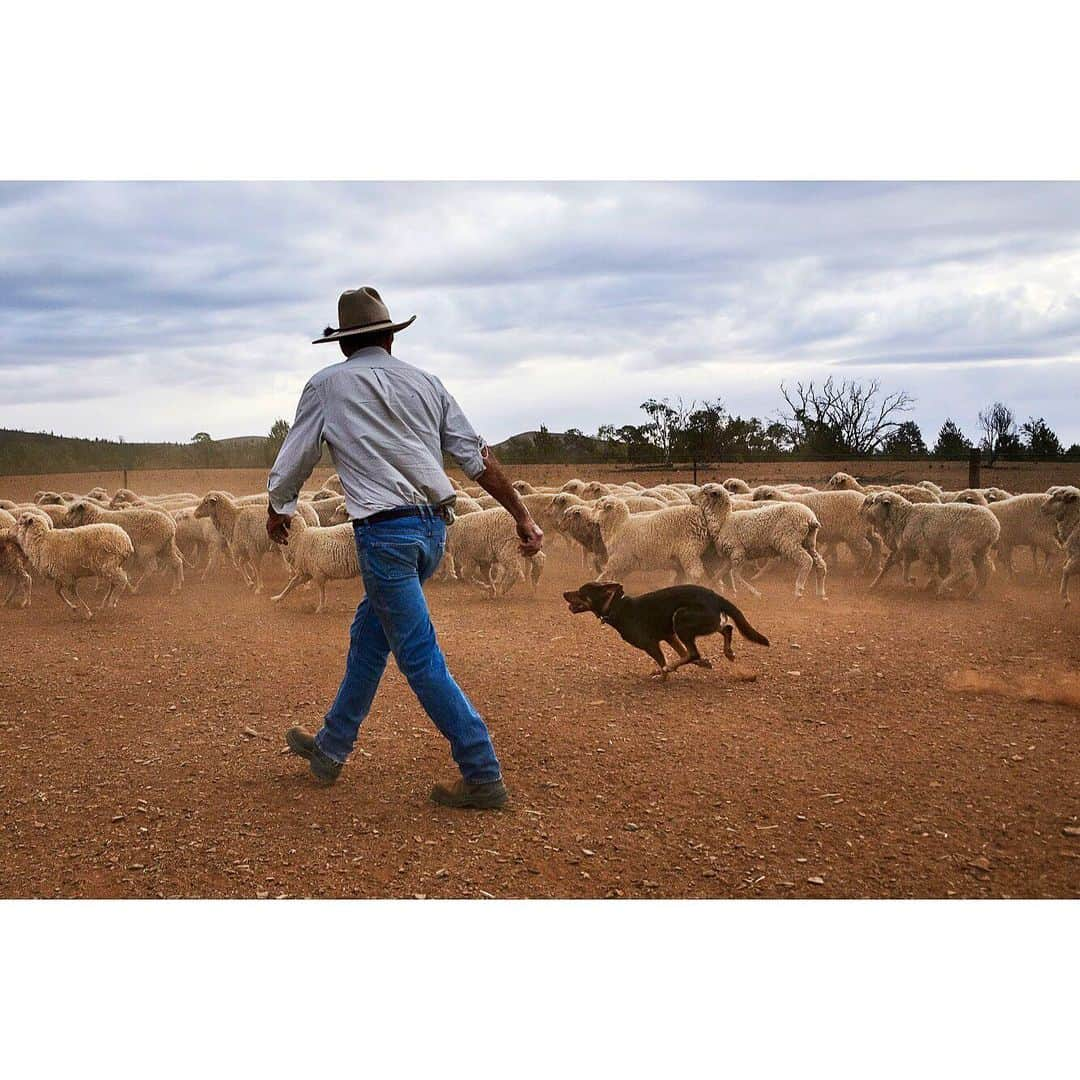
[438,384,542,555]
[266,380,325,545]
[472,446,543,555]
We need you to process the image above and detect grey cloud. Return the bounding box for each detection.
[1,182,1079,445]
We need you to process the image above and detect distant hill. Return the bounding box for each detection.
[0,428,331,476]
[490,429,622,465]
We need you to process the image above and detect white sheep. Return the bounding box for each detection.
[943,489,990,506]
[62,499,185,592]
[0,523,32,608]
[594,496,713,584]
[271,515,362,613]
[559,504,607,574]
[444,508,544,597]
[986,493,1061,574]
[827,471,939,503]
[751,485,881,571]
[194,491,274,592]
[453,493,483,516]
[860,491,1000,597]
[1041,487,1080,605]
[172,506,231,581]
[694,484,827,599]
[15,512,133,618]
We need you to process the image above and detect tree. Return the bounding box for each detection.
[880,420,927,458]
[191,431,212,468]
[595,423,625,461]
[533,423,555,462]
[639,398,682,462]
[1020,417,1062,460]
[616,424,656,463]
[673,399,726,462]
[995,430,1023,461]
[978,402,1016,466]
[266,418,291,464]
[932,418,971,459]
[778,377,914,457]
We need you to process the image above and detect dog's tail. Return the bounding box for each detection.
[716,595,770,647]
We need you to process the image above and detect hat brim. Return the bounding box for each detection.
[312,315,416,344]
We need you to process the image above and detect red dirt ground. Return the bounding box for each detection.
[2,467,1078,898]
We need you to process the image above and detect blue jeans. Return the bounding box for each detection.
[315,509,502,784]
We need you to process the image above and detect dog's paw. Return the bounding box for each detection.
[695,658,713,669]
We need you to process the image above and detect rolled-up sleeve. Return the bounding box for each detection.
[439,385,487,480]
[267,380,325,515]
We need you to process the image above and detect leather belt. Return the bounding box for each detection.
[353,505,437,526]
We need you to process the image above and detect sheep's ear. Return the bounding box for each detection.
[1065,491,1080,503]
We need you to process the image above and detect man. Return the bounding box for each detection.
[267,286,543,809]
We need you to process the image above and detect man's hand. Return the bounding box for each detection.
[267,508,292,545]
[517,517,543,556]
[473,446,544,556]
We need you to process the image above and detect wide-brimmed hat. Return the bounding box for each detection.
[312,286,416,344]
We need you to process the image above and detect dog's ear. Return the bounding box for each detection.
[601,581,624,601]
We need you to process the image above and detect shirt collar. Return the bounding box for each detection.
[345,346,396,364]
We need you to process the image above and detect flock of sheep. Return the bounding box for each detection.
[1,468,1078,620]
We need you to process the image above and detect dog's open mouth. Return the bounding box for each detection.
[563,591,591,614]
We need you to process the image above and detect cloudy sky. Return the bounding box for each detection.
[2,181,1079,448]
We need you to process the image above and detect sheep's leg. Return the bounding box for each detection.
[869,549,900,589]
[54,579,80,615]
[98,574,119,610]
[70,580,93,620]
[251,553,265,593]
[128,555,149,592]
[1061,556,1077,607]
[200,543,221,582]
[496,559,526,598]
[314,576,328,614]
[680,550,708,584]
[866,531,884,572]
[791,548,814,599]
[168,541,185,592]
[597,553,631,584]
[937,556,976,598]
[271,572,308,604]
[848,535,874,574]
[750,557,776,581]
[238,559,256,588]
[972,550,993,596]
[1001,544,1017,576]
[729,553,761,599]
[809,548,828,599]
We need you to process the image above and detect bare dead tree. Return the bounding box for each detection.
[778,377,914,456]
[977,401,1016,466]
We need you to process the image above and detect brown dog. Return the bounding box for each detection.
[563,581,769,678]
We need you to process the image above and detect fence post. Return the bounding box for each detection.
[692,459,698,484]
[968,447,981,489]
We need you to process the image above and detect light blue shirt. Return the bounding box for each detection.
[267,346,486,519]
